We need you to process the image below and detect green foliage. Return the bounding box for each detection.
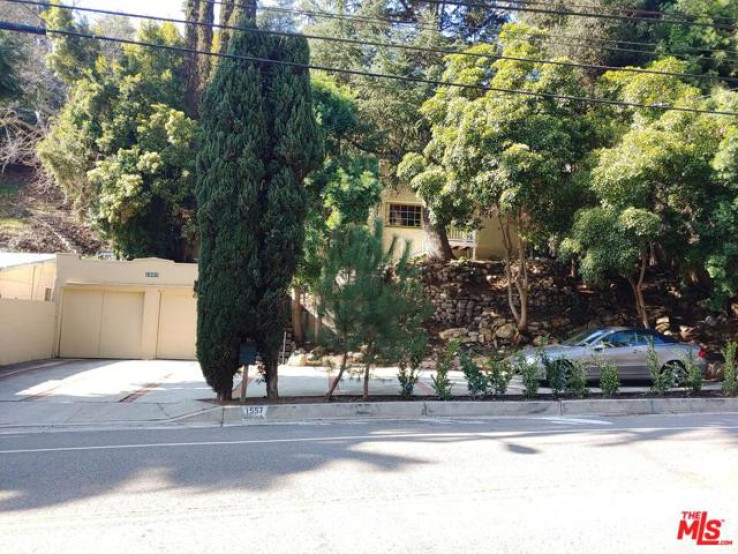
[544,357,568,397]
[722,341,738,396]
[196,14,321,398]
[460,352,487,399]
[561,206,661,284]
[432,340,459,400]
[517,353,540,400]
[396,288,429,399]
[566,361,589,398]
[648,342,674,395]
[42,6,100,84]
[87,106,198,259]
[318,221,431,399]
[487,358,514,396]
[297,78,383,292]
[398,365,421,400]
[598,361,620,397]
[681,352,703,395]
[38,23,196,260]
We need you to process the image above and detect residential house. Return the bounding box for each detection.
[375,187,510,260]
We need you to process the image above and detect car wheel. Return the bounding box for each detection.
[662,361,685,385]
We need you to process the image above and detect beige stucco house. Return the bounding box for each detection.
[375,187,509,260]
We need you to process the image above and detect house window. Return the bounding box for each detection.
[387,204,422,228]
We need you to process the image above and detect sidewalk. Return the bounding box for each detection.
[0,358,729,433]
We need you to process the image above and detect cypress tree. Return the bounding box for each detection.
[196,9,321,400]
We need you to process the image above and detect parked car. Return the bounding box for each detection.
[517,327,707,381]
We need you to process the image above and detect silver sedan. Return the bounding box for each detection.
[518,327,707,380]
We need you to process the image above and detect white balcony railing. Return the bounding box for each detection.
[447,227,477,246]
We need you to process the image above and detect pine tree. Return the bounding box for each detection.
[196,9,321,400]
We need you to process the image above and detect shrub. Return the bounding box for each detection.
[398,365,420,399]
[517,354,540,400]
[566,361,589,398]
[543,356,568,397]
[681,352,703,395]
[722,341,738,396]
[432,340,458,400]
[487,358,514,396]
[397,333,427,399]
[460,352,487,399]
[648,341,674,396]
[599,361,620,397]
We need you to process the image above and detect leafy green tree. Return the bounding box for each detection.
[561,206,661,327]
[317,221,430,400]
[306,1,454,256]
[87,106,198,260]
[292,77,383,343]
[38,23,195,260]
[581,64,737,311]
[656,0,738,84]
[196,11,321,400]
[41,5,99,85]
[400,24,595,330]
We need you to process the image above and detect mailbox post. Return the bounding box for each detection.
[239,341,258,404]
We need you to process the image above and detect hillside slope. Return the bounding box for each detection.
[0,167,104,254]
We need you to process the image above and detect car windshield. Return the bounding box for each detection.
[562,329,610,346]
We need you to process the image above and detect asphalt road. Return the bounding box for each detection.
[1,414,737,554]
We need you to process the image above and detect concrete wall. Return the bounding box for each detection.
[0,299,56,366]
[0,261,56,301]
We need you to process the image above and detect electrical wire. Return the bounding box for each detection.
[213,1,738,60]
[417,0,735,30]
[8,0,735,84]
[0,19,736,117]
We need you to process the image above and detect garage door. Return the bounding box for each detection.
[156,292,197,360]
[59,289,144,359]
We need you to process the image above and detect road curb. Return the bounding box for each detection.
[175,397,738,426]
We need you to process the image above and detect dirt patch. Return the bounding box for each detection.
[0,166,104,254]
[208,389,732,406]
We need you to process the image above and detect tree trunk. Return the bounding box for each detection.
[216,382,233,403]
[313,295,322,341]
[422,207,453,261]
[264,355,279,398]
[629,254,650,329]
[196,1,214,93]
[498,214,520,324]
[183,0,200,118]
[217,0,237,56]
[326,350,348,401]
[515,230,529,334]
[291,287,304,344]
[363,361,371,400]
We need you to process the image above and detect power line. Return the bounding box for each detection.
[10,0,735,85]
[221,1,738,61]
[418,0,735,30]
[0,19,736,118]
[501,0,735,26]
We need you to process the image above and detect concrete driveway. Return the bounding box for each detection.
[0,359,214,429]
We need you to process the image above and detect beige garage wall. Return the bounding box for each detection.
[0,299,56,366]
[0,261,56,301]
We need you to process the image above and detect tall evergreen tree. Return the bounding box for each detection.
[196,8,321,400]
